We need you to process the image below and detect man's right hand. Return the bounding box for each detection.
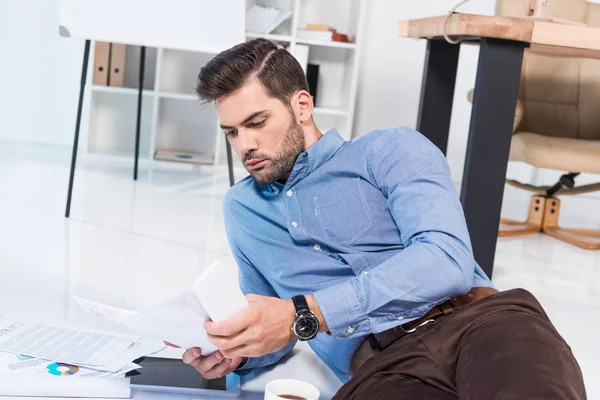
[182,347,245,380]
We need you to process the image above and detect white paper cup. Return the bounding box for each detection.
[264,379,320,400]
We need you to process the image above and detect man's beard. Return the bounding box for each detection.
[244,118,305,185]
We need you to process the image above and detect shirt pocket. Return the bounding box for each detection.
[315,177,374,245]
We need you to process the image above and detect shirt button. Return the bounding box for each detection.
[362,271,368,275]
[286,190,293,197]
[346,327,355,335]
[291,221,298,228]
[313,244,321,251]
[397,316,405,321]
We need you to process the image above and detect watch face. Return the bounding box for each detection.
[294,313,319,340]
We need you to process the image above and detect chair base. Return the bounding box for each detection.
[499,195,545,237]
[499,195,600,249]
[541,198,600,250]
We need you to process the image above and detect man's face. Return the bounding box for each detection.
[217,78,305,185]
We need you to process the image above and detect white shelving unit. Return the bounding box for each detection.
[83,0,367,168]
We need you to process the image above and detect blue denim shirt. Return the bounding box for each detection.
[224,127,494,382]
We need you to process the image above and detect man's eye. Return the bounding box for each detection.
[250,120,265,128]
[226,130,237,137]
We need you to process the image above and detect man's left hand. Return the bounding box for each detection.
[204,294,296,358]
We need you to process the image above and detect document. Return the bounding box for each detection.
[75,291,220,355]
[93,336,163,373]
[0,351,138,377]
[0,320,132,365]
[0,319,163,372]
[75,260,249,354]
[0,351,136,398]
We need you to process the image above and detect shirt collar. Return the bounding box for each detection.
[261,129,346,193]
[305,129,345,173]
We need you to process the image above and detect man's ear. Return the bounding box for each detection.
[292,90,314,124]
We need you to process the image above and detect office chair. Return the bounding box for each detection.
[468,0,600,250]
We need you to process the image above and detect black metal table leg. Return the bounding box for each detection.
[416,39,461,155]
[65,39,91,218]
[226,139,235,187]
[134,46,146,181]
[460,38,525,278]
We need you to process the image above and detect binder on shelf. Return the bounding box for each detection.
[108,43,127,87]
[306,64,319,107]
[93,41,110,85]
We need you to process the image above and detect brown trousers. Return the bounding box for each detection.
[333,289,586,400]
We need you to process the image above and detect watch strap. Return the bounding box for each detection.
[292,295,310,314]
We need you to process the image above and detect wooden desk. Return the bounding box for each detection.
[398,14,600,278]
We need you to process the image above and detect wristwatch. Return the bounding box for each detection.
[291,295,320,341]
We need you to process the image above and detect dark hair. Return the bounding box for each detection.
[196,38,309,107]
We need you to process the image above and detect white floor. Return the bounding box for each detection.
[1,142,599,398]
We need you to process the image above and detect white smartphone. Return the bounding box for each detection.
[193,260,249,322]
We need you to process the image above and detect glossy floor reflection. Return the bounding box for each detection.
[0,142,598,398]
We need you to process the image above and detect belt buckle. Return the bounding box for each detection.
[400,318,436,334]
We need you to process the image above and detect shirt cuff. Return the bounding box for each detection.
[313,279,371,340]
[233,357,260,375]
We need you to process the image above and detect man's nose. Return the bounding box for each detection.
[238,130,259,158]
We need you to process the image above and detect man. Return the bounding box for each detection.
[178,38,586,399]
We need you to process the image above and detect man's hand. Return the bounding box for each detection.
[183,347,245,380]
[164,342,245,380]
[204,294,297,359]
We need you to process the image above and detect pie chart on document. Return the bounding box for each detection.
[46,362,80,376]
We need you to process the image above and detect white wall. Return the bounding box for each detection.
[0,0,85,147]
[354,0,502,183]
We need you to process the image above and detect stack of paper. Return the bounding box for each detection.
[297,28,350,43]
[0,319,163,373]
[0,319,164,398]
[0,260,247,398]
[0,351,132,398]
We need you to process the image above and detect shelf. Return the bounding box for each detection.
[88,91,154,157]
[159,50,215,95]
[158,92,198,101]
[91,85,155,96]
[313,107,349,116]
[154,150,214,165]
[245,32,294,43]
[84,0,366,166]
[296,38,357,49]
[123,46,158,90]
[155,97,218,161]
